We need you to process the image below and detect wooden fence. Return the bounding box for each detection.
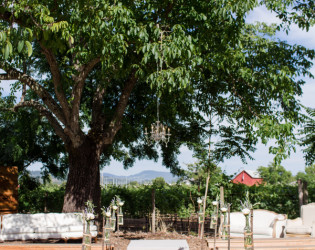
[120,214,215,236]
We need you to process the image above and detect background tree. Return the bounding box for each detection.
[152,177,167,188]
[296,164,315,187]
[257,163,294,185]
[0,96,67,181]
[0,0,314,213]
[300,107,315,166]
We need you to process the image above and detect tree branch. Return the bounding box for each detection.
[91,84,107,128]
[0,9,22,26]
[13,100,69,144]
[102,70,137,144]
[71,57,100,131]
[39,42,71,123]
[20,62,27,103]
[0,73,17,80]
[231,79,259,118]
[0,63,67,125]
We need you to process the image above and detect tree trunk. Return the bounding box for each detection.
[298,179,303,216]
[303,180,308,205]
[200,170,210,239]
[63,137,101,213]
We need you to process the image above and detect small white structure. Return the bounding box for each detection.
[286,203,315,237]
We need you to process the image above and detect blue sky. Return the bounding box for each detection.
[1,6,314,176]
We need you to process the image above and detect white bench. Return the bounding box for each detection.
[0,213,97,242]
[286,203,315,237]
[226,209,287,238]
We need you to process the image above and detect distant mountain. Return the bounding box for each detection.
[129,170,178,182]
[29,170,179,184]
[101,170,178,184]
[30,170,41,177]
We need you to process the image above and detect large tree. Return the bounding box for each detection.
[0,0,314,212]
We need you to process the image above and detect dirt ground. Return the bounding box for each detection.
[109,231,209,250]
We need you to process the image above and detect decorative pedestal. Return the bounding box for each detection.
[221,211,228,240]
[82,221,92,250]
[244,214,253,250]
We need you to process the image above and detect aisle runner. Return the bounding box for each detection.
[127,239,189,250]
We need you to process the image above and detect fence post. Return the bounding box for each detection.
[220,186,224,205]
[303,180,308,205]
[152,188,156,234]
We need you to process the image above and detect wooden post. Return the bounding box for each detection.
[228,204,231,250]
[82,212,85,250]
[303,181,308,205]
[102,216,105,250]
[298,179,303,216]
[152,188,156,234]
[214,203,218,250]
[220,186,224,205]
[251,208,254,250]
[44,192,47,213]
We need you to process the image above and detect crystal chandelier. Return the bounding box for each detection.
[144,98,171,147]
[144,24,171,147]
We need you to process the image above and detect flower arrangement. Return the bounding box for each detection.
[101,206,111,218]
[83,200,96,221]
[101,206,112,244]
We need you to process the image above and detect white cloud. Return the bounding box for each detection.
[299,80,315,108]
[0,80,18,96]
[278,25,315,49]
[246,6,282,25]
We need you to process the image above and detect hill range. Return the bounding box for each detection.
[30,170,179,184]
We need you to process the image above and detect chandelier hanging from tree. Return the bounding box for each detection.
[144,25,171,147]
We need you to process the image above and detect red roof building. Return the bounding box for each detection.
[232,170,263,186]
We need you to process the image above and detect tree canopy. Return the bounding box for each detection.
[296,164,315,186]
[0,0,314,211]
[257,163,294,185]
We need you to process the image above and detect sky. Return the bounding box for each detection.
[0,6,314,177]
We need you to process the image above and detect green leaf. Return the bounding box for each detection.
[25,41,33,57]
[18,41,25,53]
[7,41,13,54]
[4,43,10,59]
[69,35,74,45]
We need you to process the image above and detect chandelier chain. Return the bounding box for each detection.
[144,24,171,147]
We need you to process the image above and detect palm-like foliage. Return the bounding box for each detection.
[300,107,315,166]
